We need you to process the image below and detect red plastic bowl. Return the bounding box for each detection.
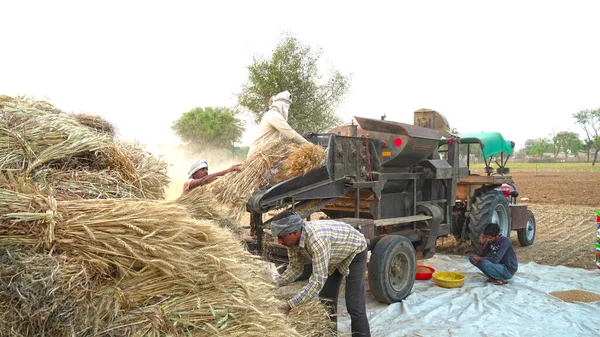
[416,265,435,280]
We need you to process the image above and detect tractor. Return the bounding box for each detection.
[244,108,536,304]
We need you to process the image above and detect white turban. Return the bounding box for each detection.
[270,90,292,121]
[188,159,208,178]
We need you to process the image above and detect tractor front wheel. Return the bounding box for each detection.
[368,235,416,304]
[469,190,511,250]
[517,210,536,246]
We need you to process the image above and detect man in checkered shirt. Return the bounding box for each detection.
[272,210,371,337]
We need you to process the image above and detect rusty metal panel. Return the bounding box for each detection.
[456,184,468,200]
[510,204,528,230]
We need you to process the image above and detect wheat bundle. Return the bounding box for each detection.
[0,189,214,278]
[0,247,111,337]
[117,141,170,200]
[74,113,116,137]
[177,139,296,221]
[275,287,336,337]
[0,96,170,200]
[96,267,298,336]
[0,190,332,336]
[169,191,241,236]
[0,95,62,115]
[0,95,334,336]
[270,142,327,185]
[37,169,141,200]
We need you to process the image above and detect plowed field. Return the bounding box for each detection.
[510,171,600,206]
[436,204,598,270]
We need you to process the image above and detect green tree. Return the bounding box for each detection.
[573,108,600,165]
[238,33,351,133]
[580,139,595,162]
[171,106,245,151]
[553,131,580,159]
[523,139,537,153]
[525,138,550,159]
[549,130,560,158]
[570,138,584,160]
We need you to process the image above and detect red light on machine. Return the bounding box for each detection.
[394,138,402,147]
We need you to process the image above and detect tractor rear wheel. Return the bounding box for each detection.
[368,235,416,304]
[468,190,511,250]
[517,210,536,246]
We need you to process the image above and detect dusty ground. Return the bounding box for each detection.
[437,170,600,270]
[436,203,598,270]
[430,171,599,270]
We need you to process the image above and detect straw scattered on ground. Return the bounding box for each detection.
[549,290,600,303]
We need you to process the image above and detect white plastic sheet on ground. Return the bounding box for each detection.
[334,254,600,337]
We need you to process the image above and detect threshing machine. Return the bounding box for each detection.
[245,109,536,304]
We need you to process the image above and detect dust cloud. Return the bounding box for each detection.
[145,142,245,201]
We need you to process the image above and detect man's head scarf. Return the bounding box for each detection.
[270,212,304,237]
[270,90,292,121]
[188,159,208,179]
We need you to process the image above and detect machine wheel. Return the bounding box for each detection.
[368,235,416,304]
[517,210,536,246]
[468,190,511,250]
[275,262,312,281]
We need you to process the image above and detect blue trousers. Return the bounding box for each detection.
[469,255,514,280]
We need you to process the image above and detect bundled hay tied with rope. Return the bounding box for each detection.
[176,138,295,221]
[0,188,220,278]
[0,189,332,336]
[270,142,327,185]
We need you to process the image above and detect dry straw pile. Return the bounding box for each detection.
[0,188,333,336]
[0,95,334,336]
[0,95,170,200]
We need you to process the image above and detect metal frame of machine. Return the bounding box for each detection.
[244,109,536,304]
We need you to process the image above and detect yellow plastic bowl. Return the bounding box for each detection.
[432,271,466,288]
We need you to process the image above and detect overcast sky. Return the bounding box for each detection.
[2,0,599,152]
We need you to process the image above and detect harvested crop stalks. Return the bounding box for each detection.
[177,139,295,221]
[0,96,170,200]
[0,189,332,336]
[271,142,327,185]
[0,247,110,337]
